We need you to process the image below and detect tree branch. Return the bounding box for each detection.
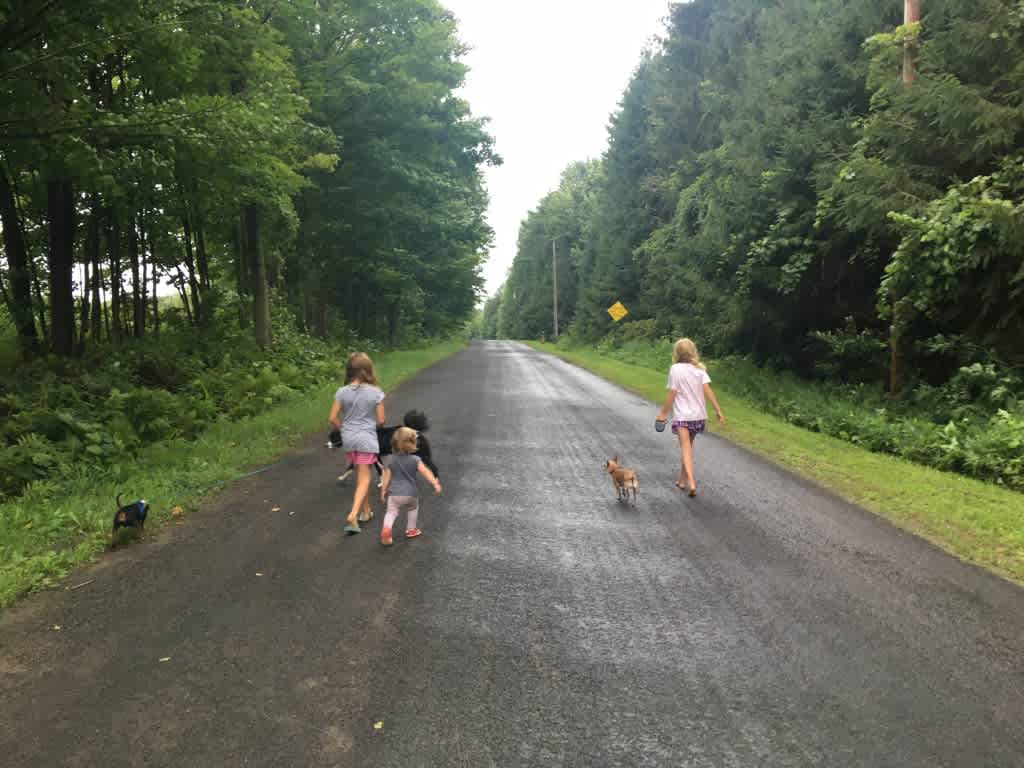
[0,0,65,53]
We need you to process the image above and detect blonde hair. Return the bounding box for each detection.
[672,338,705,369]
[345,352,378,385]
[391,426,418,454]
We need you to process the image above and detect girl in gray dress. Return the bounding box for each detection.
[329,352,385,535]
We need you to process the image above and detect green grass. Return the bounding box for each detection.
[529,342,1024,585]
[0,340,464,609]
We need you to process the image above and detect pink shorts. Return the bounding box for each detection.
[346,451,378,465]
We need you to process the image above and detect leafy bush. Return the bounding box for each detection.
[0,320,352,501]
[808,319,888,384]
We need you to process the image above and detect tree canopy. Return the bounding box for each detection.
[491,0,1024,393]
[0,0,498,357]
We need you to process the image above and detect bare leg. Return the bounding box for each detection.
[348,464,371,526]
[676,429,696,493]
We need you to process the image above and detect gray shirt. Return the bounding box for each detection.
[334,383,384,454]
[385,454,422,498]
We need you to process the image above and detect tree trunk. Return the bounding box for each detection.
[388,298,400,346]
[0,263,9,306]
[344,282,355,330]
[244,204,271,347]
[234,214,250,328]
[30,247,47,339]
[174,266,195,326]
[129,215,143,337]
[9,166,48,343]
[100,272,110,341]
[306,287,328,338]
[81,201,102,346]
[138,215,149,337]
[151,250,160,337]
[91,221,102,342]
[181,214,202,326]
[194,205,210,290]
[77,260,88,349]
[302,288,313,332]
[888,299,910,397]
[0,164,39,357]
[46,178,76,356]
[107,211,123,343]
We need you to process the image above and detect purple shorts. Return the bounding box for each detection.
[672,420,706,439]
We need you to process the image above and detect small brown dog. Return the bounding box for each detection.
[604,456,638,506]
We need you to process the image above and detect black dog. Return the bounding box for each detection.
[376,410,439,480]
[112,494,149,548]
[330,410,439,482]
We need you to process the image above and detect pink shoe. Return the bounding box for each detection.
[405,528,422,539]
[381,528,393,546]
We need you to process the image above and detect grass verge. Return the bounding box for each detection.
[0,341,464,609]
[529,342,1024,585]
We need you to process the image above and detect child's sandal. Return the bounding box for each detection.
[405,528,422,539]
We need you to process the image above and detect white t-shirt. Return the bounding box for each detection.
[666,363,711,421]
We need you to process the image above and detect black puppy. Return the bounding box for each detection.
[403,409,439,480]
[378,410,439,479]
[331,410,439,483]
[112,494,149,548]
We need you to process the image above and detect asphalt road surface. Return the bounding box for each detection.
[2,341,1023,767]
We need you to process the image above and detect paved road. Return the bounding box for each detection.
[2,341,1023,767]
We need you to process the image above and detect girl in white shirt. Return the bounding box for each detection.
[656,338,725,497]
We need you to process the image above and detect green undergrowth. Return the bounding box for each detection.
[0,341,463,609]
[530,341,1024,585]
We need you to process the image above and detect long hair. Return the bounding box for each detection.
[345,352,378,385]
[672,338,705,370]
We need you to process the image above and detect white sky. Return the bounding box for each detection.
[442,0,672,298]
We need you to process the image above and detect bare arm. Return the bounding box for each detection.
[703,383,725,423]
[418,460,442,494]
[380,467,391,501]
[657,389,676,422]
[375,401,385,427]
[328,400,342,429]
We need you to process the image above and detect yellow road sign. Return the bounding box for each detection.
[607,301,629,322]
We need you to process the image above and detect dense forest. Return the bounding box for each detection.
[1,0,496,356]
[484,0,1024,487]
[0,0,495,501]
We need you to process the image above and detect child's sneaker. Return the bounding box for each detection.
[381,528,393,546]
[405,528,422,539]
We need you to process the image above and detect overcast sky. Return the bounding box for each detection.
[441,0,672,298]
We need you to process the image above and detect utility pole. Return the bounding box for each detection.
[552,238,559,338]
[903,0,920,83]
[890,0,920,396]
